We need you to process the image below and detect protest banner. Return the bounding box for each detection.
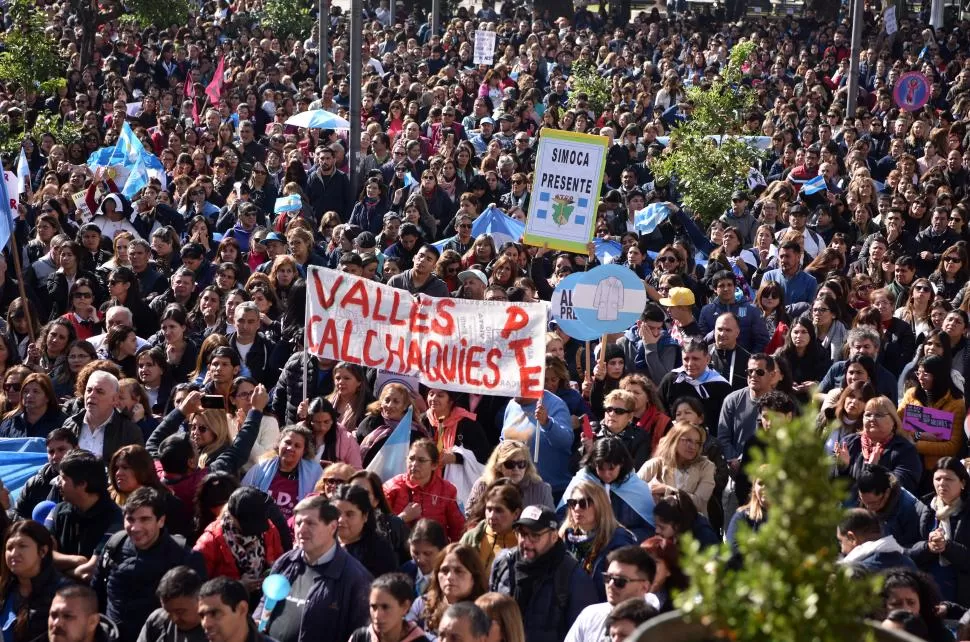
[474,30,496,65]
[305,267,547,398]
[523,129,608,253]
[884,6,897,35]
[902,404,954,441]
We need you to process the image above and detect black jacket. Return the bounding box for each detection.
[42,270,103,321]
[0,407,66,439]
[230,333,279,389]
[47,494,123,558]
[4,560,67,642]
[269,354,333,425]
[11,462,61,521]
[908,494,970,607]
[343,527,399,578]
[61,409,144,463]
[92,530,207,642]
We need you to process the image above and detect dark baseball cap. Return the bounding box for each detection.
[513,505,559,533]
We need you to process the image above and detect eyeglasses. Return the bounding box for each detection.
[253,169,268,175]
[604,406,631,415]
[761,292,779,299]
[73,291,93,299]
[658,256,677,263]
[408,456,432,464]
[679,437,701,447]
[457,223,472,229]
[863,411,889,420]
[812,307,830,314]
[945,257,963,263]
[603,574,646,589]
[502,460,528,470]
[746,368,767,377]
[322,478,343,487]
[914,285,932,292]
[3,382,21,393]
[512,179,525,184]
[565,497,590,510]
[190,424,210,433]
[950,216,963,222]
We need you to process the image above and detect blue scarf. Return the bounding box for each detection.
[558,468,655,527]
[243,457,322,500]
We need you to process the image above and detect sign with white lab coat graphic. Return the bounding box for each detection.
[474,30,496,65]
[523,129,608,254]
[571,265,648,334]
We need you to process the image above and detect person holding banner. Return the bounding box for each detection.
[898,355,965,473]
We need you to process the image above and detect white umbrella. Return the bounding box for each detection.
[284,109,351,129]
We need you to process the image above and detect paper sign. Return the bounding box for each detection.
[902,404,954,441]
[71,190,91,222]
[305,267,547,399]
[3,171,18,213]
[523,129,608,254]
[884,6,897,35]
[474,30,496,65]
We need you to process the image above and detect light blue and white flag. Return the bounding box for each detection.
[593,237,623,263]
[16,148,30,195]
[0,157,16,250]
[473,205,525,247]
[122,155,149,199]
[366,407,414,481]
[802,174,827,196]
[634,202,671,234]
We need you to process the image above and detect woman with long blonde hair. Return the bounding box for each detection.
[464,440,553,518]
[475,592,526,642]
[638,421,716,516]
[559,480,635,600]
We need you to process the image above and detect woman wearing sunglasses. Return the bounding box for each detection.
[558,480,636,601]
[588,389,653,470]
[559,437,656,542]
[465,441,553,520]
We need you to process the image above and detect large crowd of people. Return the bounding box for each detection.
[3,0,970,640]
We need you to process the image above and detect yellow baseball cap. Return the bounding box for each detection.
[659,287,695,307]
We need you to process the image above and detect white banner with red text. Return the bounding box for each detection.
[305,267,547,399]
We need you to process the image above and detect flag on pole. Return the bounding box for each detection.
[0,157,16,250]
[205,57,225,104]
[122,155,148,199]
[633,203,671,234]
[366,407,414,482]
[802,174,828,196]
[16,148,30,196]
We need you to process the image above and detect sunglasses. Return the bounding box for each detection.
[603,574,645,589]
[604,406,630,415]
[190,424,210,434]
[3,383,21,392]
[73,291,93,299]
[565,497,590,510]
[945,257,963,263]
[746,368,767,377]
[322,478,343,487]
[502,460,528,470]
[914,284,932,292]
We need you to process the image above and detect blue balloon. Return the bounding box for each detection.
[32,500,57,523]
[262,574,291,601]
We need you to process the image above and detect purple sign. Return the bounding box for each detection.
[902,404,954,441]
[893,72,930,112]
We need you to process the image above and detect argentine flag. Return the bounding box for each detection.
[472,205,525,247]
[594,238,623,264]
[802,174,827,196]
[634,202,671,234]
[366,407,414,481]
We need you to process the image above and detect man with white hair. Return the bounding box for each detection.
[228,301,278,388]
[61,370,143,461]
[87,306,149,351]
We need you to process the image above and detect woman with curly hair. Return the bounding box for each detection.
[465,440,554,519]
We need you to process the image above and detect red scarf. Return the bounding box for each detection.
[860,430,891,462]
[426,407,477,472]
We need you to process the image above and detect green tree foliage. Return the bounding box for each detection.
[258,0,314,40]
[120,0,193,29]
[0,0,66,96]
[652,41,763,225]
[0,113,83,160]
[675,405,881,642]
[569,60,612,116]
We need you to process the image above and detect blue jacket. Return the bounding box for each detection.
[759,269,818,306]
[257,546,372,642]
[698,301,770,353]
[848,480,921,548]
[0,407,66,438]
[489,543,598,642]
[502,391,574,495]
[842,432,923,495]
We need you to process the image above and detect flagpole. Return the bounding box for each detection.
[7,234,34,341]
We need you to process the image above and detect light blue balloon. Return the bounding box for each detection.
[262,574,291,601]
[32,500,57,523]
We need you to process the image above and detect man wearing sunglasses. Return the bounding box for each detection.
[717,354,780,500]
[565,546,658,642]
[489,506,597,642]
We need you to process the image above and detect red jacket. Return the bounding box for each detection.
[383,473,465,542]
[193,517,284,580]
